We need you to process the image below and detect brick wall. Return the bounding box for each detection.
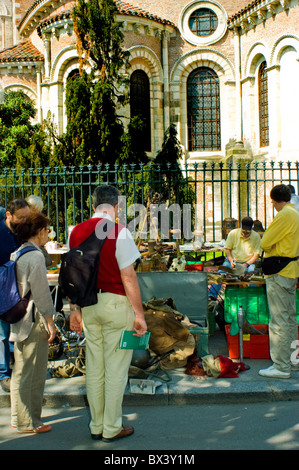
[240,5,299,72]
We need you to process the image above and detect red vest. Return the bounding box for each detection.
[69,217,126,296]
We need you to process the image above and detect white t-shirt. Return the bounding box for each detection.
[92,212,140,270]
[291,195,299,212]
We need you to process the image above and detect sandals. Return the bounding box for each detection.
[34,424,52,433]
[16,424,52,434]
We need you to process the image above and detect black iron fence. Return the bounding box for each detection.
[1,161,298,243]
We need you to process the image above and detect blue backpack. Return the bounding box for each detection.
[0,246,37,324]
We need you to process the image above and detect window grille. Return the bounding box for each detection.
[187,67,221,151]
[67,68,80,81]
[189,8,218,37]
[130,70,151,152]
[258,61,269,147]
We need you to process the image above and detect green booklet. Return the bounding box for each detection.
[119,330,151,350]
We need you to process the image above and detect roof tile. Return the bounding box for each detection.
[0,40,44,63]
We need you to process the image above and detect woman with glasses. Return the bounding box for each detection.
[9,212,56,434]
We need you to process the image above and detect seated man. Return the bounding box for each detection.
[223,216,261,273]
[209,217,261,300]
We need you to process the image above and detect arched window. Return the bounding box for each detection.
[258,61,269,147]
[187,67,221,151]
[67,68,80,81]
[130,70,151,152]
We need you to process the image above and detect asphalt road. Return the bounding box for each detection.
[0,401,299,453]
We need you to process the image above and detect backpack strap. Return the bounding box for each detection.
[15,246,38,322]
[15,246,38,261]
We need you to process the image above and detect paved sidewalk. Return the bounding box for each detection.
[1,329,299,408]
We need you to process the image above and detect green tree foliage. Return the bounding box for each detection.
[64,70,92,166]
[52,0,132,166]
[155,124,183,165]
[118,116,148,165]
[151,124,195,220]
[0,90,51,169]
[73,0,130,82]
[90,79,125,164]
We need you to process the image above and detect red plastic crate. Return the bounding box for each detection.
[185,264,203,271]
[225,324,271,359]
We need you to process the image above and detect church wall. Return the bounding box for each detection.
[239,3,299,161]
[1,0,299,164]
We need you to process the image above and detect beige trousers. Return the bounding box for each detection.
[82,292,134,438]
[266,274,298,373]
[10,313,49,431]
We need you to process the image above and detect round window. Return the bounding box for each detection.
[189,8,218,37]
[179,1,227,46]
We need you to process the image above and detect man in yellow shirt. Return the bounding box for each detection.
[209,217,260,300]
[224,217,261,272]
[259,184,299,379]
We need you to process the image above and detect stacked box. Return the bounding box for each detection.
[225,324,270,359]
[225,324,299,359]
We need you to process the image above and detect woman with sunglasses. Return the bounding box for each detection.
[9,212,56,434]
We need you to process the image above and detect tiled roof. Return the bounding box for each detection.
[228,0,265,23]
[115,0,174,25]
[0,40,44,63]
[36,0,175,33]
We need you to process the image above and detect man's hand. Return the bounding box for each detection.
[120,264,148,337]
[133,316,147,337]
[70,309,83,336]
[45,316,57,343]
[226,256,236,268]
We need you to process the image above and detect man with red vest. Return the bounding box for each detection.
[69,185,147,442]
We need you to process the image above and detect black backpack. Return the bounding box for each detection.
[58,219,114,307]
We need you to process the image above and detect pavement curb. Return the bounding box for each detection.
[2,373,299,408]
[2,330,299,408]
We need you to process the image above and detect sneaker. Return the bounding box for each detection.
[259,365,290,379]
[0,378,11,392]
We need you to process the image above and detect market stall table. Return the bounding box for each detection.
[45,244,67,268]
[47,272,60,311]
[179,244,225,262]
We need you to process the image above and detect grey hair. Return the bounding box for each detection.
[26,194,44,212]
[93,185,120,209]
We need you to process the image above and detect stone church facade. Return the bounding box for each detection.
[0,0,299,164]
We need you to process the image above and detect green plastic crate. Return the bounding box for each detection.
[224,285,299,325]
[224,285,269,325]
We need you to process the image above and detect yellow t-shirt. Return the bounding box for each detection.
[260,203,299,278]
[225,228,261,263]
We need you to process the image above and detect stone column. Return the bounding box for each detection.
[233,27,242,141]
[43,33,51,81]
[161,30,170,131]
[266,65,281,159]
